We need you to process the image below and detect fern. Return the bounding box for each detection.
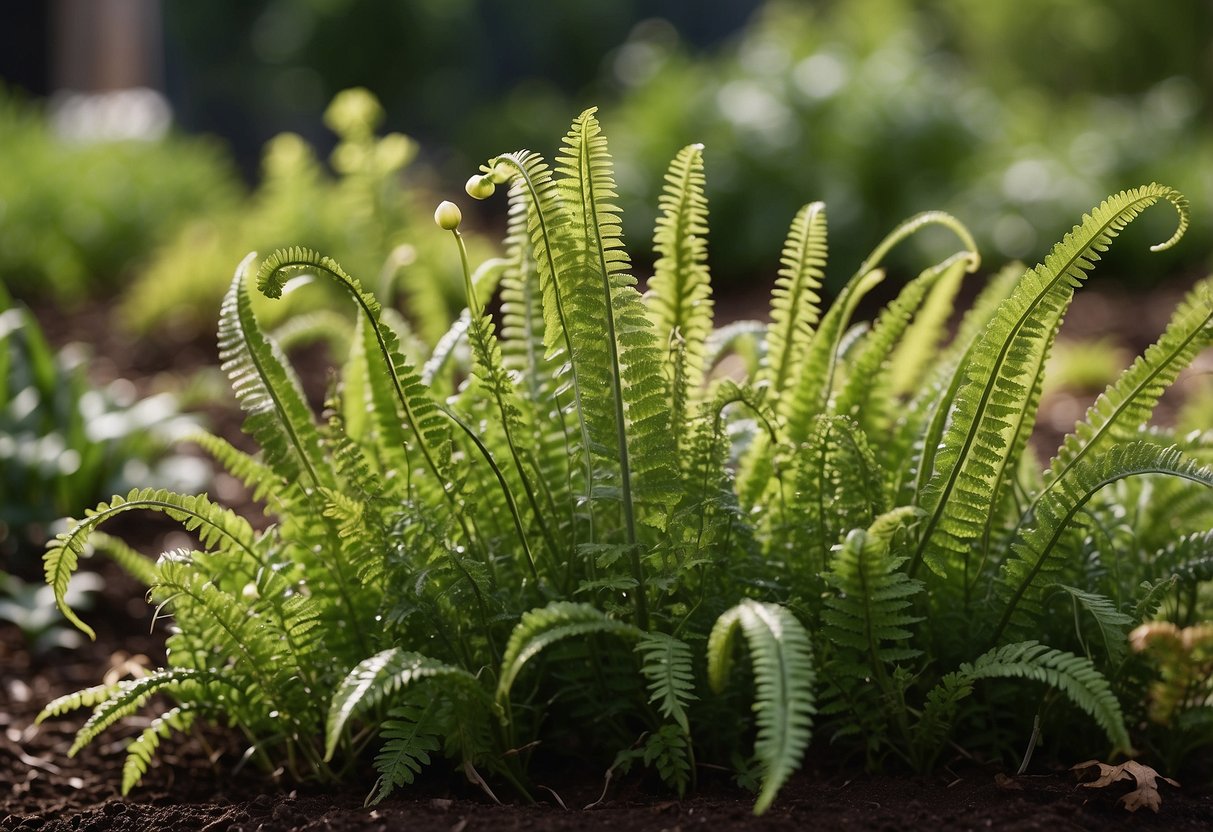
[367,695,443,805]
[325,648,486,760]
[636,632,697,733]
[761,201,827,397]
[708,600,815,815]
[45,487,259,639]
[645,143,713,454]
[912,185,1188,581]
[122,706,197,794]
[497,601,642,704]
[958,640,1131,752]
[996,442,1213,639]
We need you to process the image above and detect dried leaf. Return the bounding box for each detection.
[1072,759,1180,813]
[994,772,1023,791]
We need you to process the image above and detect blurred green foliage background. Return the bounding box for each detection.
[2,0,1212,315]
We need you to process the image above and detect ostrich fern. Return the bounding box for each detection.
[42,109,1213,813]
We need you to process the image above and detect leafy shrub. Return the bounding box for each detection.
[0,281,203,565]
[42,110,1212,812]
[0,87,239,300]
[123,89,489,343]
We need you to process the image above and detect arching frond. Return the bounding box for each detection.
[996,442,1213,640]
[325,648,486,760]
[496,601,642,704]
[913,185,1189,581]
[45,488,260,639]
[707,600,815,815]
[218,253,329,492]
[958,640,1130,752]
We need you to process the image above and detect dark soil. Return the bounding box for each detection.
[4,284,1213,830]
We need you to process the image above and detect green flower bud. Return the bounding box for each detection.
[465,174,496,200]
[434,200,462,230]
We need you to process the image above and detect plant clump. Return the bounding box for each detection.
[40,108,1213,814]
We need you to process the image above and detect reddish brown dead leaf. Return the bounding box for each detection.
[1071,759,1180,813]
[994,773,1023,791]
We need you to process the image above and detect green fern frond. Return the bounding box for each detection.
[497,601,642,704]
[707,600,815,815]
[643,723,694,796]
[1042,276,1212,498]
[761,201,827,396]
[367,696,442,806]
[646,143,713,451]
[36,684,118,724]
[821,508,924,678]
[913,185,1188,581]
[834,253,972,437]
[636,632,697,733]
[1050,584,1133,663]
[958,640,1130,752]
[996,442,1213,639]
[121,706,197,794]
[69,669,214,756]
[325,648,486,760]
[218,253,330,492]
[257,247,453,490]
[554,108,680,544]
[45,488,260,639]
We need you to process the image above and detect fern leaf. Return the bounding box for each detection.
[497,601,643,705]
[645,143,713,452]
[834,253,973,438]
[761,201,827,396]
[121,706,197,795]
[87,532,158,587]
[324,648,486,760]
[1042,276,1212,497]
[1050,584,1133,663]
[707,600,815,815]
[36,684,118,724]
[959,640,1130,752]
[257,247,453,489]
[69,669,213,756]
[636,632,698,733]
[912,185,1188,580]
[553,107,680,544]
[821,508,924,678]
[996,442,1213,639]
[218,253,329,491]
[367,696,442,805]
[45,488,260,639]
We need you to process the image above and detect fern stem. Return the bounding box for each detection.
[572,121,648,629]
[452,229,561,576]
[494,154,598,545]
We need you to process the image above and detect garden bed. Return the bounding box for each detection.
[5,273,1212,831]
